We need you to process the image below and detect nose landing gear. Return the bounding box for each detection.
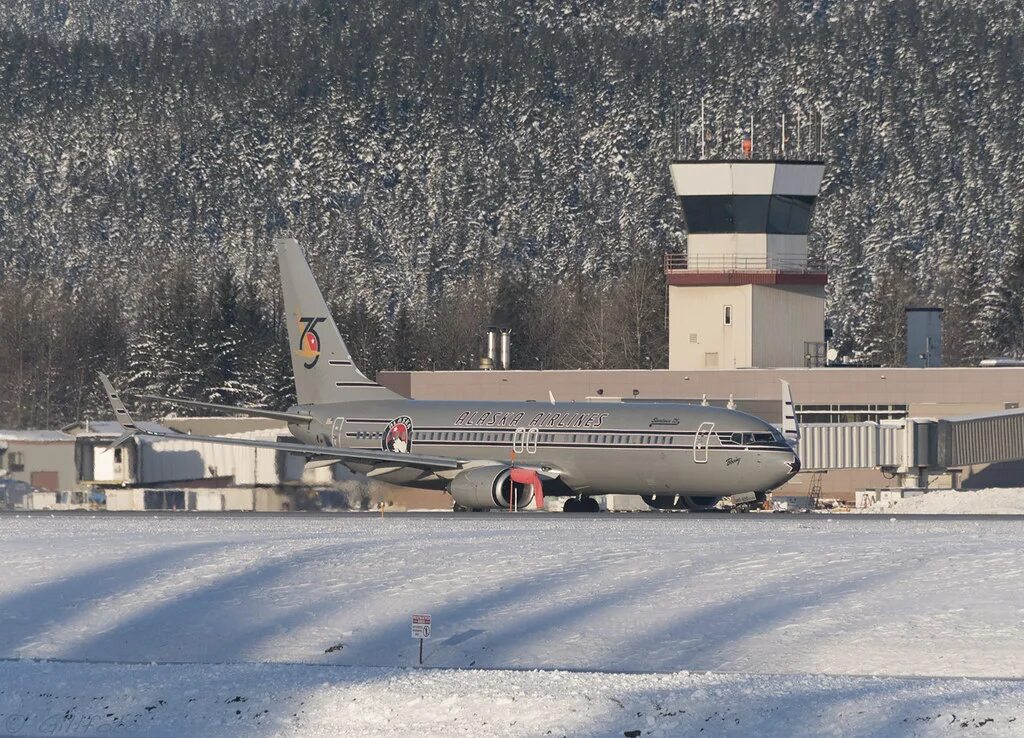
[563,496,601,513]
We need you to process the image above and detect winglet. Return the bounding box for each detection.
[98,372,138,431]
[780,379,800,444]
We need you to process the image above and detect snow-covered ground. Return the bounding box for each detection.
[857,487,1024,515]
[2,660,1023,737]
[1,514,1023,736]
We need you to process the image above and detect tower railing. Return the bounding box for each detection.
[664,252,827,273]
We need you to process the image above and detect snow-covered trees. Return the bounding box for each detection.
[0,0,1022,424]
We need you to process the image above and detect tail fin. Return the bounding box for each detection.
[276,238,402,405]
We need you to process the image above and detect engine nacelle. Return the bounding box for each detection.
[448,464,537,510]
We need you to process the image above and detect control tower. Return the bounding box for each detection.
[665,159,827,369]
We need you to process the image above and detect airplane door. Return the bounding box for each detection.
[331,417,345,447]
[513,427,538,454]
[694,422,714,464]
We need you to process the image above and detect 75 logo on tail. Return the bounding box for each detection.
[296,316,326,369]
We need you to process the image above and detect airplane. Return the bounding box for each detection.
[99,238,802,513]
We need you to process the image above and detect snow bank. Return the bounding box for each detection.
[857,487,1024,515]
[1,660,1022,738]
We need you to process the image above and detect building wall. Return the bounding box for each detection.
[750,284,826,368]
[687,233,766,260]
[685,233,811,264]
[668,284,752,370]
[90,445,134,485]
[906,309,943,368]
[668,284,825,370]
[379,367,1024,410]
[2,441,77,490]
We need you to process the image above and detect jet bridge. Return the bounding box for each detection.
[797,408,1024,477]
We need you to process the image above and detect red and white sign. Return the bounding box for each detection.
[411,613,431,639]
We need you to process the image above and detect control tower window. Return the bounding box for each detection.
[766,195,816,234]
[681,195,817,234]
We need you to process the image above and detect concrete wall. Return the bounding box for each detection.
[105,488,145,511]
[378,367,1024,410]
[1,441,77,490]
[668,284,824,370]
[669,284,752,369]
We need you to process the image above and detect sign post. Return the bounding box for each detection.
[411,613,431,664]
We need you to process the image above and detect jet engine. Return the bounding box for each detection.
[448,464,542,511]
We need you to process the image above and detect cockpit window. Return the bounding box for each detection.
[729,432,779,446]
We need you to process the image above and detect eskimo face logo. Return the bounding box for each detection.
[297,316,326,369]
[383,416,413,454]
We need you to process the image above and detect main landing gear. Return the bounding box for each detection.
[563,496,601,513]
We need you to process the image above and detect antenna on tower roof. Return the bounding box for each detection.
[700,97,706,159]
[671,103,679,157]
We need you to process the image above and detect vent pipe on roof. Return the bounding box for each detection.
[485,326,498,365]
[500,329,512,370]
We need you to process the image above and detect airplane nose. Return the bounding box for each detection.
[785,453,801,476]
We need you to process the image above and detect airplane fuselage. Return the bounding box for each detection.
[287,399,799,498]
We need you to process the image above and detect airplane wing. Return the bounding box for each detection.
[135,425,461,472]
[135,393,312,424]
[99,374,459,473]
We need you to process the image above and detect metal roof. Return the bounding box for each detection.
[0,430,75,443]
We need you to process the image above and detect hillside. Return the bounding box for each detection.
[0,0,1022,426]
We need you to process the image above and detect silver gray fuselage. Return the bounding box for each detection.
[287,399,798,497]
